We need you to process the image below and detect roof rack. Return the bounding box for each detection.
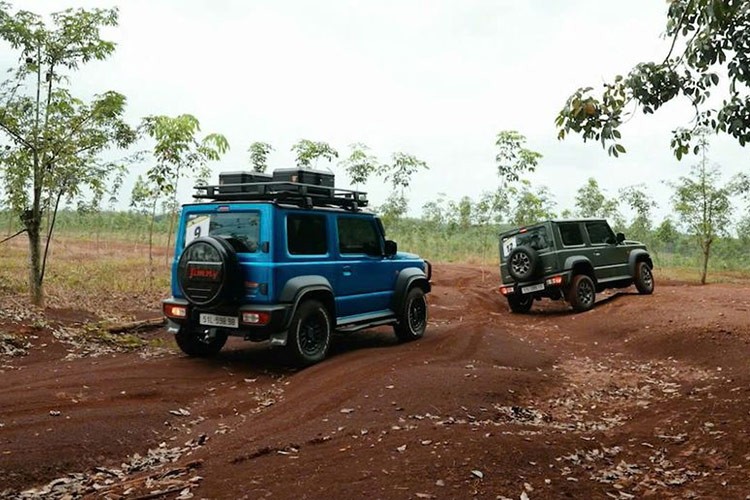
[192,181,369,210]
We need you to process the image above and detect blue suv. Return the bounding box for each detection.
[162,171,432,366]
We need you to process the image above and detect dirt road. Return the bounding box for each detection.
[2,264,750,499]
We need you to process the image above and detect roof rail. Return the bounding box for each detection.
[192,181,369,210]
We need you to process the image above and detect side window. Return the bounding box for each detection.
[559,223,584,246]
[586,222,615,245]
[338,217,382,255]
[287,214,327,255]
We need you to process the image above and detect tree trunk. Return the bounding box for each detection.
[148,197,157,288]
[26,218,43,306]
[700,244,710,285]
[165,207,176,267]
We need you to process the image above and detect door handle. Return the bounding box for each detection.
[342,265,352,276]
[593,252,601,256]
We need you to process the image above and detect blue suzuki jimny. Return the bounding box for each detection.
[162,169,431,366]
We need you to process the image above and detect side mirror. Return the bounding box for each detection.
[384,240,397,257]
[616,232,626,244]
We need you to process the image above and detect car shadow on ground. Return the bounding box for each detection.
[171,327,401,374]
[523,290,640,317]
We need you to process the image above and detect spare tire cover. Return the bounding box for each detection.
[507,245,540,281]
[177,237,241,307]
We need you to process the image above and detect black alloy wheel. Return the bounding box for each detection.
[567,274,596,312]
[634,261,655,294]
[287,300,332,366]
[394,287,428,342]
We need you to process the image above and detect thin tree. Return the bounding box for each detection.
[140,114,229,273]
[291,139,338,169]
[248,141,273,173]
[669,136,733,284]
[339,143,378,189]
[0,4,135,305]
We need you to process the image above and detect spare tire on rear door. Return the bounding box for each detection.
[507,245,540,281]
[177,236,242,308]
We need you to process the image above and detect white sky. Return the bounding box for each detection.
[7,0,750,224]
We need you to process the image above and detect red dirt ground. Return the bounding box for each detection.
[1,263,750,499]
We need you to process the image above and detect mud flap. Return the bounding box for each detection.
[166,319,181,335]
[269,330,288,346]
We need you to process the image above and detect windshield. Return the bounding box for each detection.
[184,211,260,253]
[501,226,551,259]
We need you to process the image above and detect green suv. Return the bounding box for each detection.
[498,219,654,313]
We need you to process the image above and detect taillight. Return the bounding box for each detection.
[499,286,514,296]
[164,303,187,319]
[241,311,271,325]
[545,275,564,286]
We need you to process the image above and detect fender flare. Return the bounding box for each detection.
[628,249,654,275]
[564,256,595,281]
[392,267,431,312]
[279,276,335,330]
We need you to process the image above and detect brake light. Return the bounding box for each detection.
[545,275,564,286]
[241,311,271,325]
[499,286,514,296]
[164,303,187,319]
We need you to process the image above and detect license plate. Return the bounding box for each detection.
[199,313,238,328]
[521,283,545,294]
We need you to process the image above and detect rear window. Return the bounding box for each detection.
[185,212,260,252]
[501,226,551,258]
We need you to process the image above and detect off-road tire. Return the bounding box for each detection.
[634,261,655,294]
[567,274,596,312]
[175,326,228,357]
[287,300,332,366]
[507,246,540,281]
[507,294,533,314]
[394,287,428,342]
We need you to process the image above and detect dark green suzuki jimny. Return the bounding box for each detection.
[498,219,654,313]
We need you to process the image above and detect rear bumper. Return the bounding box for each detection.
[498,272,570,298]
[162,298,291,342]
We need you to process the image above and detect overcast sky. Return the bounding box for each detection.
[8,0,750,224]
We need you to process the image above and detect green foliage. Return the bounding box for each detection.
[141,114,229,191]
[381,152,428,191]
[556,1,750,158]
[378,191,408,227]
[574,178,620,222]
[508,181,556,227]
[291,139,338,168]
[669,145,734,284]
[377,152,428,224]
[619,184,657,243]
[138,113,228,278]
[655,218,679,248]
[248,141,273,173]
[495,130,542,182]
[339,143,378,186]
[0,3,135,304]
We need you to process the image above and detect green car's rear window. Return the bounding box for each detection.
[501,226,551,258]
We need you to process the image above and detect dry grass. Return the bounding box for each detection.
[1,235,171,320]
[657,266,750,285]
